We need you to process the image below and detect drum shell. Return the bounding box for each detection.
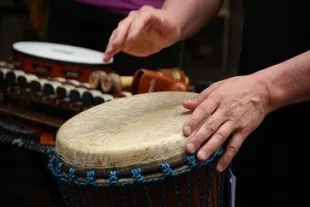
[51,158,225,207]
[49,91,227,206]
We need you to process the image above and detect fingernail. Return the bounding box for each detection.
[103,55,110,63]
[184,125,191,136]
[198,150,208,161]
[217,164,223,172]
[184,99,193,103]
[187,143,196,154]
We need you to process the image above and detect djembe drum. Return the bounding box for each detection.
[48,92,227,207]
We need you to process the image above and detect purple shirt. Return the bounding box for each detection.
[75,0,164,15]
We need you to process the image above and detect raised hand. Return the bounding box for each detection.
[103,6,181,62]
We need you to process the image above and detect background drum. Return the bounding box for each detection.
[12,41,114,83]
[48,91,227,207]
[0,42,127,130]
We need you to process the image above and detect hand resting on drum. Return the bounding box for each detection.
[181,74,272,172]
[182,51,310,172]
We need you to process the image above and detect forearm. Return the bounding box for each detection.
[162,0,223,40]
[256,50,310,111]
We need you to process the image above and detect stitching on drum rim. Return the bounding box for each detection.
[47,148,223,187]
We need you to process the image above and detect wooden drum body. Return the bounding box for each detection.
[48,92,227,207]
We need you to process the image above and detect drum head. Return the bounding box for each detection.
[13,41,113,65]
[56,91,197,171]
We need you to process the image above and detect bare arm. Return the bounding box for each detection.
[163,0,224,40]
[180,50,310,171]
[103,0,223,61]
[257,50,310,110]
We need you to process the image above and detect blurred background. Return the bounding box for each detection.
[0,0,243,206]
[0,0,243,82]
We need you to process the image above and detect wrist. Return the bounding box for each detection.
[247,72,274,114]
[252,67,287,112]
[160,7,185,42]
[161,0,223,42]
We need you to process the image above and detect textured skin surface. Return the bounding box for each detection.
[56,91,197,170]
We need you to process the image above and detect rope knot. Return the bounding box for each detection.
[160,163,173,176]
[56,163,63,174]
[109,171,119,184]
[48,154,55,169]
[131,168,143,181]
[47,147,55,154]
[186,155,197,167]
[68,168,77,182]
[86,170,96,184]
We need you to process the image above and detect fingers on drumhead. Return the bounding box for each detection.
[185,109,226,153]
[183,99,219,136]
[196,121,235,161]
[216,132,244,172]
[182,88,215,109]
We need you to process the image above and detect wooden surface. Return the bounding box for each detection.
[56,91,197,170]
[0,104,65,128]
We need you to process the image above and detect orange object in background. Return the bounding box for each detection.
[131,69,188,94]
[20,121,56,146]
[156,68,189,85]
[39,131,55,145]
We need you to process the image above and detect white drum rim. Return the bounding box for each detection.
[12,41,113,65]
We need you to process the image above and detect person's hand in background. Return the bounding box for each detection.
[103,0,223,61]
[103,6,181,62]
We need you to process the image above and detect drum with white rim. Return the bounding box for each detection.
[12,41,113,84]
[48,91,228,207]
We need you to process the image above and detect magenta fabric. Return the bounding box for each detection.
[75,0,164,15]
